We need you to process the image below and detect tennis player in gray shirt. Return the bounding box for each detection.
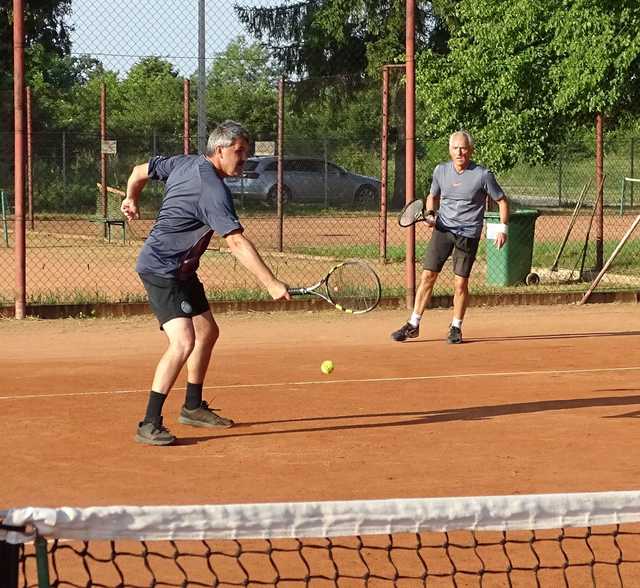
[121,120,290,446]
[392,130,509,344]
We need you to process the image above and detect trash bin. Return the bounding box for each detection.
[484,209,539,286]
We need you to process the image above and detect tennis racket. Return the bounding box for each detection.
[288,260,381,314]
[398,199,437,227]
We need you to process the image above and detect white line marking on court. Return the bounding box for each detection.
[1,365,640,401]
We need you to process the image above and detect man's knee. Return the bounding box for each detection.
[419,270,439,288]
[453,277,469,295]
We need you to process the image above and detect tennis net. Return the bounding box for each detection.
[2,491,640,587]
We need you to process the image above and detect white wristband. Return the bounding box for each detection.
[495,223,508,234]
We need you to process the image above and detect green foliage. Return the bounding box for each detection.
[206,37,278,138]
[416,0,640,171]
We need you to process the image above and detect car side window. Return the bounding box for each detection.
[326,162,343,175]
[263,161,278,172]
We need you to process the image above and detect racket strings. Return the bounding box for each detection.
[399,199,425,227]
[326,263,381,313]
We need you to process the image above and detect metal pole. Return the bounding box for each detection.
[35,535,51,588]
[62,130,67,190]
[2,190,8,246]
[100,83,108,218]
[405,0,416,309]
[183,78,190,154]
[197,0,207,153]
[380,66,389,262]
[557,150,563,207]
[277,77,284,252]
[323,139,328,208]
[595,112,604,270]
[13,0,26,319]
[26,86,34,230]
[631,137,635,208]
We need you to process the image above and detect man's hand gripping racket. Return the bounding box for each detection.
[287,260,381,314]
[398,199,437,228]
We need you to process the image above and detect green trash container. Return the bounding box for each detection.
[484,209,539,286]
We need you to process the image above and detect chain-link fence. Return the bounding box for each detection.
[2,2,640,311]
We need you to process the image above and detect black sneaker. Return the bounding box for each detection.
[391,322,419,342]
[447,325,463,344]
[135,417,176,446]
[178,401,234,428]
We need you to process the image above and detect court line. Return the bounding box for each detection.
[1,365,640,401]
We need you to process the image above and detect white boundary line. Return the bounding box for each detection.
[2,365,640,401]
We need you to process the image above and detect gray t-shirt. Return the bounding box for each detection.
[430,161,505,238]
[136,154,243,278]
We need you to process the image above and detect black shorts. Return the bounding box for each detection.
[422,226,480,278]
[139,273,210,329]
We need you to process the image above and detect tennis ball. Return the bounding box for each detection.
[321,360,334,375]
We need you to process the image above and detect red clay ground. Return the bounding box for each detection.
[1,303,640,508]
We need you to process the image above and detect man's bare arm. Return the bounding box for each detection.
[121,163,149,220]
[224,230,290,300]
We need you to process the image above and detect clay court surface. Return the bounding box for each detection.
[1,302,639,509]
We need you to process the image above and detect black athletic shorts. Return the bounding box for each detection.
[139,273,210,329]
[422,226,480,278]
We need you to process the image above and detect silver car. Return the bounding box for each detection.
[224,156,380,207]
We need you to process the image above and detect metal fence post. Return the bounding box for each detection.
[631,137,635,208]
[557,151,563,206]
[1,190,8,246]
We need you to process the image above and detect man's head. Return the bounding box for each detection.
[206,120,251,177]
[448,130,474,172]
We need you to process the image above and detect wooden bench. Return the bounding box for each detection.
[92,217,126,244]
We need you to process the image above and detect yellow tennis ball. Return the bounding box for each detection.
[321,360,334,375]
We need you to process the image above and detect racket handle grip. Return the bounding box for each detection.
[288,288,308,296]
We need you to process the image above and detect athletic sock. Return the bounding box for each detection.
[185,382,203,410]
[451,317,463,329]
[144,391,167,424]
[409,313,422,328]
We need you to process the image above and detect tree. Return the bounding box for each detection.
[416,0,640,170]
[1,1,74,187]
[206,36,278,139]
[235,0,455,207]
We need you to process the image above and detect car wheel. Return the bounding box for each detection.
[266,185,291,206]
[354,184,378,208]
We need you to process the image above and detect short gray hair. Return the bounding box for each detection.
[449,130,474,150]
[206,120,251,155]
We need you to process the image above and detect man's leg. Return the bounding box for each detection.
[448,234,478,345]
[151,317,196,393]
[136,317,195,445]
[392,227,452,342]
[447,276,468,344]
[185,310,219,386]
[179,310,233,428]
[391,270,440,342]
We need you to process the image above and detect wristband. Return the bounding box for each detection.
[495,223,508,234]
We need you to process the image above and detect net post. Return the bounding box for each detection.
[34,535,50,588]
[0,538,19,588]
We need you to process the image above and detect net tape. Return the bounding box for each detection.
[3,491,640,543]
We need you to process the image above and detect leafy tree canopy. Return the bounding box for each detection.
[416,0,640,170]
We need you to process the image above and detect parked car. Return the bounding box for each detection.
[224,156,380,207]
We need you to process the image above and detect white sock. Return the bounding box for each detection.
[409,312,422,328]
[451,317,463,329]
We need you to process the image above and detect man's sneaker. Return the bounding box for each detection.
[447,325,463,344]
[391,322,419,342]
[135,417,176,446]
[178,401,234,428]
